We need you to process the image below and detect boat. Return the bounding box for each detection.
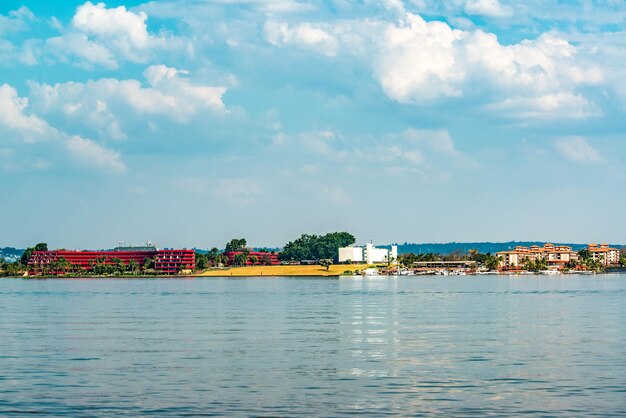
[539,270,561,275]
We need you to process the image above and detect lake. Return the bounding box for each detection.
[1,275,625,416]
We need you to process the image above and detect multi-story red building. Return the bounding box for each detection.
[224,251,280,266]
[154,250,196,274]
[28,249,195,275]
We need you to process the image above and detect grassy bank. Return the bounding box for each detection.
[195,264,370,277]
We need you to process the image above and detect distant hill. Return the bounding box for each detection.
[388,242,624,256]
[0,247,24,263]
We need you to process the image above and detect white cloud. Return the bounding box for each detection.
[28,65,227,135]
[274,128,473,181]
[375,16,600,114]
[46,32,118,69]
[274,130,348,161]
[402,129,465,159]
[65,135,127,173]
[487,93,601,119]
[465,0,513,18]
[72,2,150,50]
[265,12,605,119]
[143,65,227,112]
[0,7,35,35]
[0,84,56,143]
[0,83,127,173]
[555,137,604,164]
[142,0,313,17]
[40,2,191,69]
[265,21,338,56]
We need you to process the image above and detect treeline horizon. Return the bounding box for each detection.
[2,240,625,260]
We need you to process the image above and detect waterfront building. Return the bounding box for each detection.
[338,243,398,264]
[28,248,195,275]
[223,251,281,266]
[587,243,621,267]
[338,246,364,263]
[497,243,578,271]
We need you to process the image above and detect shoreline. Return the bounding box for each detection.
[4,271,626,279]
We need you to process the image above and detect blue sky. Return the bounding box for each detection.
[1,0,625,249]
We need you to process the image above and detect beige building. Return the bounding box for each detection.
[587,243,621,267]
[497,243,578,271]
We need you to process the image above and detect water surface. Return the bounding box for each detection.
[1,275,625,416]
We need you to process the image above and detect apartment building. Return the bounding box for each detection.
[587,243,621,267]
[497,243,578,271]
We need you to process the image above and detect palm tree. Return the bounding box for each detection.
[128,260,140,275]
[522,257,545,272]
[485,254,502,271]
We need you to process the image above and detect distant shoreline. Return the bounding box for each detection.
[4,271,626,280]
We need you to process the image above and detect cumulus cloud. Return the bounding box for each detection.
[72,2,151,50]
[0,84,56,142]
[376,16,601,112]
[65,135,127,173]
[464,0,513,18]
[28,65,227,137]
[46,32,118,69]
[265,12,604,119]
[554,137,604,164]
[265,21,338,56]
[42,2,190,69]
[0,7,35,35]
[0,83,127,173]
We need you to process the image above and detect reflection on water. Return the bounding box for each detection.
[1,275,625,416]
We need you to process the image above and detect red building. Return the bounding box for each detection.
[28,249,195,275]
[154,250,196,274]
[224,251,280,266]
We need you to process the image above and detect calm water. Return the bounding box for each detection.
[1,275,625,416]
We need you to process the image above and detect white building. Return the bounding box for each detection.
[338,243,398,264]
[338,246,364,263]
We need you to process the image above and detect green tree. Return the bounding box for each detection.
[484,254,502,271]
[195,253,208,270]
[585,258,602,272]
[261,254,273,266]
[20,248,33,266]
[535,257,548,271]
[91,256,108,275]
[578,249,591,261]
[55,256,72,275]
[279,232,355,262]
[320,259,332,271]
[143,256,156,271]
[20,243,49,266]
[225,239,247,252]
[399,253,417,268]
[249,255,259,265]
[468,249,487,264]
[234,253,248,266]
[4,262,23,277]
[108,257,125,275]
[521,256,548,272]
[207,247,221,266]
[128,259,140,275]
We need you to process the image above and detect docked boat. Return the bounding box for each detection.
[539,270,561,275]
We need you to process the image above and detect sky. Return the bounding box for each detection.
[1,0,625,250]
